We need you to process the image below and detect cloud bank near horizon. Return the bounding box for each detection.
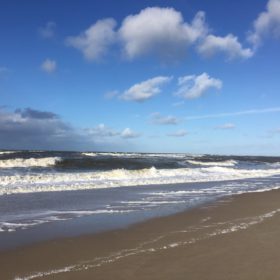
[0,108,140,151]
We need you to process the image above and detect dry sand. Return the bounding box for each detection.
[1,189,280,280]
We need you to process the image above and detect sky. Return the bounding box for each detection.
[0,0,280,155]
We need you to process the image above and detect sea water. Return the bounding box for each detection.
[0,150,279,249]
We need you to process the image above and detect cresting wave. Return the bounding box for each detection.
[0,151,17,155]
[186,159,237,167]
[1,165,280,195]
[82,152,189,158]
[0,157,61,168]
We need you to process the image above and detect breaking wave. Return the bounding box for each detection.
[0,157,61,168]
[0,151,17,155]
[186,160,238,167]
[82,152,188,159]
[1,165,280,195]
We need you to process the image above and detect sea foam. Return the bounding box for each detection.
[1,165,280,195]
[0,157,61,168]
[186,159,237,167]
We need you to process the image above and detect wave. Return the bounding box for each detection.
[186,160,237,167]
[0,157,61,168]
[82,152,99,157]
[267,162,280,168]
[1,165,280,195]
[82,152,189,159]
[0,151,17,155]
[82,152,141,157]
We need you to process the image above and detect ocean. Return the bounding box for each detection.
[0,150,280,249]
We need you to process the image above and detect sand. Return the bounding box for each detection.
[1,189,280,280]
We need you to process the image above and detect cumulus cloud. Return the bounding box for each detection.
[120,76,172,102]
[65,6,253,62]
[167,129,188,137]
[41,59,57,73]
[66,18,117,61]
[198,34,253,59]
[121,128,141,138]
[176,72,222,99]
[86,124,119,138]
[215,123,236,130]
[119,7,207,61]
[39,21,56,39]
[150,112,179,125]
[248,0,280,48]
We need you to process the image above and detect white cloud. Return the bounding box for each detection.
[41,59,57,73]
[0,67,9,77]
[86,124,119,138]
[39,21,56,39]
[121,128,141,138]
[150,112,179,125]
[215,123,236,130]
[248,0,280,48]
[167,129,188,137]
[273,128,280,134]
[198,34,253,59]
[0,67,9,73]
[172,101,185,107]
[86,124,140,139]
[176,72,222,99]
[266,127,280,138]
[64,7,252,62]
[119,7,207,60]
[185,107,280,120]
[66,18,117,61]
[120,76,172,102]
[104,90,119,100]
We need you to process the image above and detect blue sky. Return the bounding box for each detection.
[0,0,280,155]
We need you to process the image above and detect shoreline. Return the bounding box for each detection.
[5,177,275,251]
[1,189,280,279]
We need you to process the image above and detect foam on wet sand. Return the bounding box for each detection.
[1,189,280,280]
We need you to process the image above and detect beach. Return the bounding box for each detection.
[2,0,280,278]
[1,188,280,280]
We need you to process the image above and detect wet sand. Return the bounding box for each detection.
[1,189,280,280]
